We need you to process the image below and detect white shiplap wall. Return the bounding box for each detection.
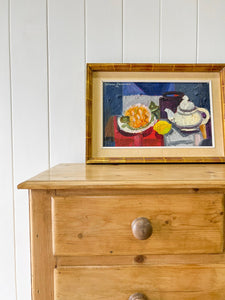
[48,0,85,167]
[1,0,225,299]
[0,0,16,299]
[10,0,49,298]
[123,0,160,63]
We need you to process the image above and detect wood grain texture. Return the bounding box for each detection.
[85,63,225,163]
[18,163,225,190]
[55,188,225,197]
[221,67,225,156]
[86,64,93,162]
[55,265,225,299]
[30,190,55,300]
[86,63,225,72]
[57,253,225,267]
[21,164,225,299]
[87,157,225,163]
[52,194,224,256]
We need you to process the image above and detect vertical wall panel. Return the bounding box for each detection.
[161,0,197,63]
[86,0,122,62]
[198,0,225,62]
[48,0,85,166]
[123,0,160,63]
[0,0,17,299]
[10,0,49,299]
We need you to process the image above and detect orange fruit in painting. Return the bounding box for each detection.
[124,104,151,129]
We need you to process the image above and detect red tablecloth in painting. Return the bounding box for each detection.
[113,116,163,147]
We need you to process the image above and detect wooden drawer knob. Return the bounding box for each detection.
[129,293,148,300]
[131,217,153,240]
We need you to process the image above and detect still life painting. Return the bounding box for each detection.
[103,81,213,148]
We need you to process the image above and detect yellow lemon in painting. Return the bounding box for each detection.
[153,121,172,135]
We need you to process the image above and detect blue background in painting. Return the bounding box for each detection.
[103,82,210,146]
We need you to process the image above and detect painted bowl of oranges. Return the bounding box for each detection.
[117,104,156,134]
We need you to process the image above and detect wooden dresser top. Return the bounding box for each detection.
[18,163,225,190]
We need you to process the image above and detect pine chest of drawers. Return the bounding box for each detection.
[18,164,225,300]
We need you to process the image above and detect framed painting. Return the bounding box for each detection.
[86,64,225,163]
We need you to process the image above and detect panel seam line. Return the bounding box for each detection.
[8,0,18,298]
[122,0,124,63]
[46,0,51,168]
[196,0,199,63]
[159,0,162,63]
[84,0,87,64]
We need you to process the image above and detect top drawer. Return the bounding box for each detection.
[52,193,224,256]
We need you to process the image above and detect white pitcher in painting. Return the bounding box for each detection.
[165,95,210,131]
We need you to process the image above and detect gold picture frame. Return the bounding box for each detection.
[86,63,225,164]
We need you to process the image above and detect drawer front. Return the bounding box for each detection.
[52,194,224,256]
[54,265,225,300]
